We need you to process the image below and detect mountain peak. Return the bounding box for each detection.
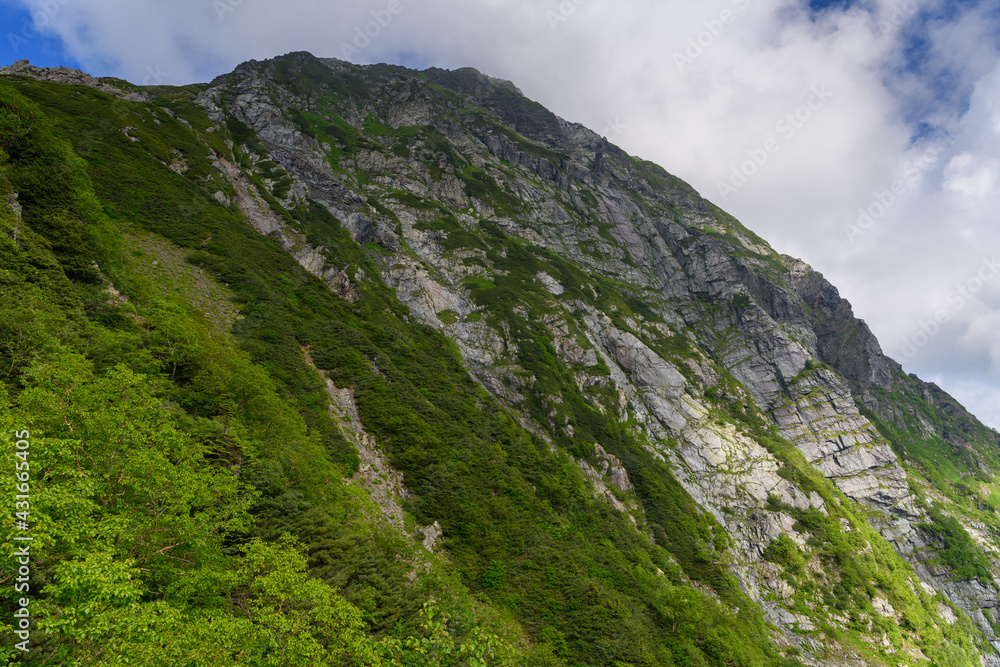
[4,53,1000,665]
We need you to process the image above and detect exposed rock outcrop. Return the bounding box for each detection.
[173,53,1000,661]
[0,59,148,101]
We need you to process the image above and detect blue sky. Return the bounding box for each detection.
[2,0,1000,428]
[2,2,80,69]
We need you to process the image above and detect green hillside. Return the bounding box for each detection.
[0,53,997,666]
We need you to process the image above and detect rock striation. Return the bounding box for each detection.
[178,53,1000,659]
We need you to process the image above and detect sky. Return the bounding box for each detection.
[3,0,1000,429]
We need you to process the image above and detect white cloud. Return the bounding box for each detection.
[11,0,1000,427]
[944,152,999,203]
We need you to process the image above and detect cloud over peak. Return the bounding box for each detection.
[6,0,1000,427]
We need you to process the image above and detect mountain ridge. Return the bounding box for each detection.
[1,50,999,665]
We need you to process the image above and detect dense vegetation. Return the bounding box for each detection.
[0,70,795,666]
[1,51,999,666]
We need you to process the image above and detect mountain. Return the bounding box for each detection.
[2,51,1000,666]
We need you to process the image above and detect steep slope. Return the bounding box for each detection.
[2,53,999,666]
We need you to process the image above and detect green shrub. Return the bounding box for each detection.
[762,534,806,576]
[921,508,993,582]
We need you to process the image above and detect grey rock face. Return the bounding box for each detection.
[594,444,634,495]
[786,258,898,398]
[603,329,686,398]
[536,272,565,295]
[773,367,915,516]
[544,315,599,368]
[422,521,444,552]
[326,378,408,527]
[183,54,1000,661]
[213,154,361,301]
